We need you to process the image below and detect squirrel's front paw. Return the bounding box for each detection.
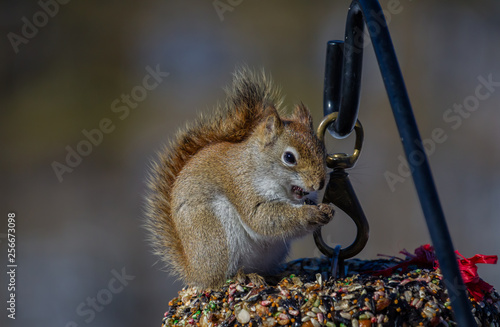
[307,203,335,228]
[318,203,335,224]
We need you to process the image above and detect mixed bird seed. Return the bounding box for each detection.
[162,258,499,327]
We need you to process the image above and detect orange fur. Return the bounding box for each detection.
[144,69,283,280]
[144,68,333,288]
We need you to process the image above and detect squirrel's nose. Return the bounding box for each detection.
[304,175,326,192]
[318,179,325,191]
[308,178,325,191]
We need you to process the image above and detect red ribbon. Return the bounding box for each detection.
[453,252,498,301]
[372,244,497,302]
[372,244,437,277]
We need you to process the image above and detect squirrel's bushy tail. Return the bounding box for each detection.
[144,68,283,279]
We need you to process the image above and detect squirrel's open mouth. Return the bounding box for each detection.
[291,185,309,200]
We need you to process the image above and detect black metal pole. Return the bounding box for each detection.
[350,0,476,325]
[323,41,343,126]
[323,8,364,138]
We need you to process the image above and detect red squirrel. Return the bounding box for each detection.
[145,68,335,288]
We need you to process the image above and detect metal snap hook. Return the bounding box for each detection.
[314,113,369,275]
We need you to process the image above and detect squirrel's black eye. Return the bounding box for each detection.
[283,151,297,166]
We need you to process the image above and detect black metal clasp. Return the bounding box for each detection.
[317,1,477,325]
[314,113,369,278]
[315,2,368,277]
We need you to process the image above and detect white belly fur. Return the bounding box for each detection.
[211,195,289,277]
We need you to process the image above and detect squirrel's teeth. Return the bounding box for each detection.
[292,185,309,197]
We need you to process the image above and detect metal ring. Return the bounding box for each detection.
[317,112,364,169]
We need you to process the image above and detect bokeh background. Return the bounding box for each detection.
[1,1,500,326]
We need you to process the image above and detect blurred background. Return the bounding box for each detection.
[1,0,500,326]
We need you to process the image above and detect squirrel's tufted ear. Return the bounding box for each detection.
[292,103,313,129]
[259,106,283,146]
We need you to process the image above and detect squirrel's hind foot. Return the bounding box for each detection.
[234,270,267,287]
